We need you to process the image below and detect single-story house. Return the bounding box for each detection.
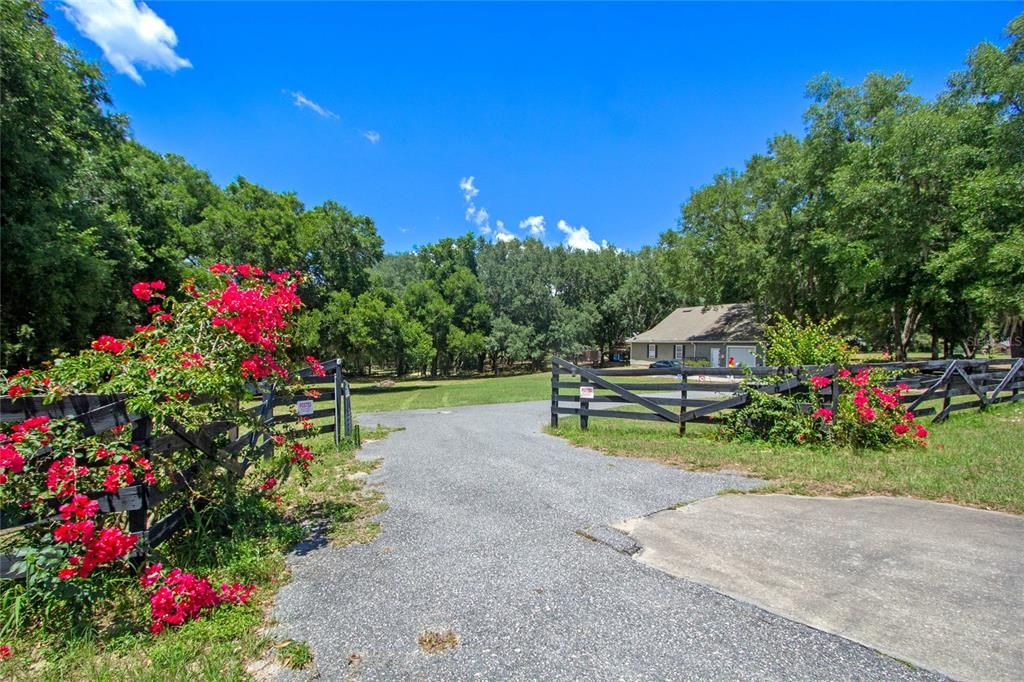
[627,303,763,367]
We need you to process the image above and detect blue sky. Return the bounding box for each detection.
[49,2,1018,253]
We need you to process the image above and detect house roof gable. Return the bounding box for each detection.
[628,303,762,343]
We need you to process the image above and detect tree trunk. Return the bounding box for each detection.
[930,332,939,360]
[891,304,922,361]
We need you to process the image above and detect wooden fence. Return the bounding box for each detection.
[550,357,1024,432]
[0,360,353,579]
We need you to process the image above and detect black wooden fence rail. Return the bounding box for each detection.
[0,359,353,580]
[550,357,1024,432]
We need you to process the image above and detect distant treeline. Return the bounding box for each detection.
[2,0,1021,373]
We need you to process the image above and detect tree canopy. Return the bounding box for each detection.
[3,1,1021,370]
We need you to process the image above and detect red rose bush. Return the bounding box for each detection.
[722,366,929,449]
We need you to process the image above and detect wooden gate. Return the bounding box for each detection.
[550,357,1024,431]
[550,357,805,433]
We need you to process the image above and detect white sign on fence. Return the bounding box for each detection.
[296,399,315,416]
[579,385,595,400]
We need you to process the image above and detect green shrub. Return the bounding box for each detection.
[720,367,929,450]
[761,315,853,367]
[719,389,812,445]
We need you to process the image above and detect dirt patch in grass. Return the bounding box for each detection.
[417,628,459,654]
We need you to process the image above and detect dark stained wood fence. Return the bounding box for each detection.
[550,357,1024,432]
[0,359,353,579]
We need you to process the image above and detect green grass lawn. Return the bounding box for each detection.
[345,369,696,414]
[348,371,552,413]
[548,401,1024,514]
[0,429,390,681]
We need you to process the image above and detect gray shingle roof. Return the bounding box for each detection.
[628,303,761,343]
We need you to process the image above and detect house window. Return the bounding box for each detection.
[674,344,684,360]
[647,344,656,359]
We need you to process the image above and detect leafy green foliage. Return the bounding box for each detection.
[719,390,811,446]
[658,14,1024,359]
[0,2,383,367]
[761,316,853,366]
[720,367,928,451]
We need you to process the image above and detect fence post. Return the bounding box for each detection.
[550,359,559,428]
[941,360,955,418]
[829,364,840,414]
[343,380,353,439]
[679,369,687,436]
[251,384,275,451]
[580,375,590,431]
[129,415,152,563]
[333,359,343,446]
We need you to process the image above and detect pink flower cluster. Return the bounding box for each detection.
[289,442,315,472]
[305,356,326,377]
[51,494,137,581]
[0,416,49,484]
[131,280,166,302]
[240,353,288,381]
[809,370,928,445]
[91,335,128,355]
[205,265,302,353]
[140,564,255,634]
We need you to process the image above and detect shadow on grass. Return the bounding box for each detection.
[288,500,369,556]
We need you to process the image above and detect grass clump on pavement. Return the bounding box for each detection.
[417,628,459,654]
[0,431,387,681]
[277,639,313,669]
[548,402,1024,514]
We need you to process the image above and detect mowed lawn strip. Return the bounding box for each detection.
[348,372,552,413]
[548,402,1024,514]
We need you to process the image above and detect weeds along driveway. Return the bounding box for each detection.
[273,401,939,681]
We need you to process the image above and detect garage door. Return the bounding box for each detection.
[726,345,757,368]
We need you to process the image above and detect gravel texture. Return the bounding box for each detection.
[274,400,941,681]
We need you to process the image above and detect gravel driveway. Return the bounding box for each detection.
[274,400,940,680]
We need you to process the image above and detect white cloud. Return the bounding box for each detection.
[458,176,521,243]
[474,207,490,227]
[495,220,514,241]
[557,219,601,252]
[519,215,546,237]
[363,130,381,144]
[459,176,479,202]
[62,0,191,85]
[284,90,339,119]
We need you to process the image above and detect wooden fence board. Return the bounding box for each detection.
[274,390,336,406]
[550,357,1018,432]
[552,406,669,422]
[554,359,679,423]
[1,366,349,579]
[270,407,334,424]
[556,394,719,407]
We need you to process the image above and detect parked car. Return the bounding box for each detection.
[649,359,682,370]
